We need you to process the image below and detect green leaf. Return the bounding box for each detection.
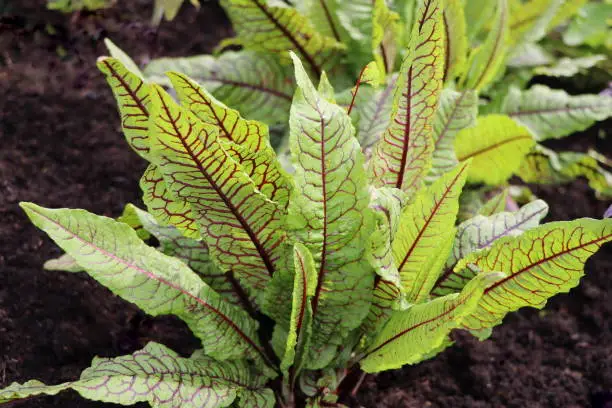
[144,51,294,124]
[519,145,612,198]
[356,74,397,155]
[432,199,549,297]
[128,205,248,307]
[19,203,266,362]
[103,39,144,80]
[97,57,152,160]
[502,85,612,141]
[393,162,469,303]
[43,253,82,273]
[368,0,444,197]
[563,2,612,49]
[218,0,344,77]
[461,0,508,91]
[0,342,274,408]
[372,0,402,75]
[287,53,374,368]
[456,218,612,332]
[140,164,202,240]
[477,188,509,216]
[428,89,478,181]
[280,243,317,376]
[508,0,563,46]
[166,71,291,207]
[152,0,200,24]
[147,85,288,301]
[454,114,534,185]
[462,0,496,42]
[534,55,606,78]
[442,0,468,81]
[360,271,504,372]
[361,187,408,337]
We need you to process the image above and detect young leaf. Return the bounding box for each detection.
[454,114,534,185]
[460,0,508,91]
[19,203,266,362]
[369,0,444,197]
[147,85,287,300]
[462,0,496,42]
[287,53,374,368]
[428,89,478,181]
[97,57,152,159]
[360,271,504,372]
[103,39,145,80]
[140,164,202,239]
[442,0,468,81]
[166,71,291,206]
[393,162,469,303]
[457,218,612,332]
[372,0,401,75]
[519,145,612,198]
[0,342,274,408]
[432,199,549,297]
[361,187,408,337]
[280,243,317,376]
[144,51,294,124]
[43,253,82,273]
[218,0,344,76]
[501,85,612,141]
[508,0,563,46]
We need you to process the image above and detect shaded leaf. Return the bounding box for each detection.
[502,85,612,141]
[144,51,294,124]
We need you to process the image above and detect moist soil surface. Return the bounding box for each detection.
[1,2,611,407]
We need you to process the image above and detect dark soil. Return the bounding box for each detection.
[0,2,611,408]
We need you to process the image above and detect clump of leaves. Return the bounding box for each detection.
[138,0,612,202]
[2,1,612,407]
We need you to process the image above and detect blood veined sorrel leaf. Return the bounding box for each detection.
[279,243,317,376]
[518,145,612,198]
[359,272,504,373]
[97,57,151,160]
[140,164,202,240]
[360,187,407,339]
[502,85,612,141]
[287,53,374,369]
[432,199,549,297]
[144,51,294,124]
[147,85,287,301]
[454,114,534,185]
[372,0,401,75]
[167,72,291,207]
[460,0,508,92]
[455,218,612,332]
[393,162,469,303]
[368,0,444,198]
[19,203,266,363]
[441,0,468,82]
[427,89,477,181]
[218,0,344,77]
[356,74,397,156]
[128,204,248,307]
[0,342,274,408]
